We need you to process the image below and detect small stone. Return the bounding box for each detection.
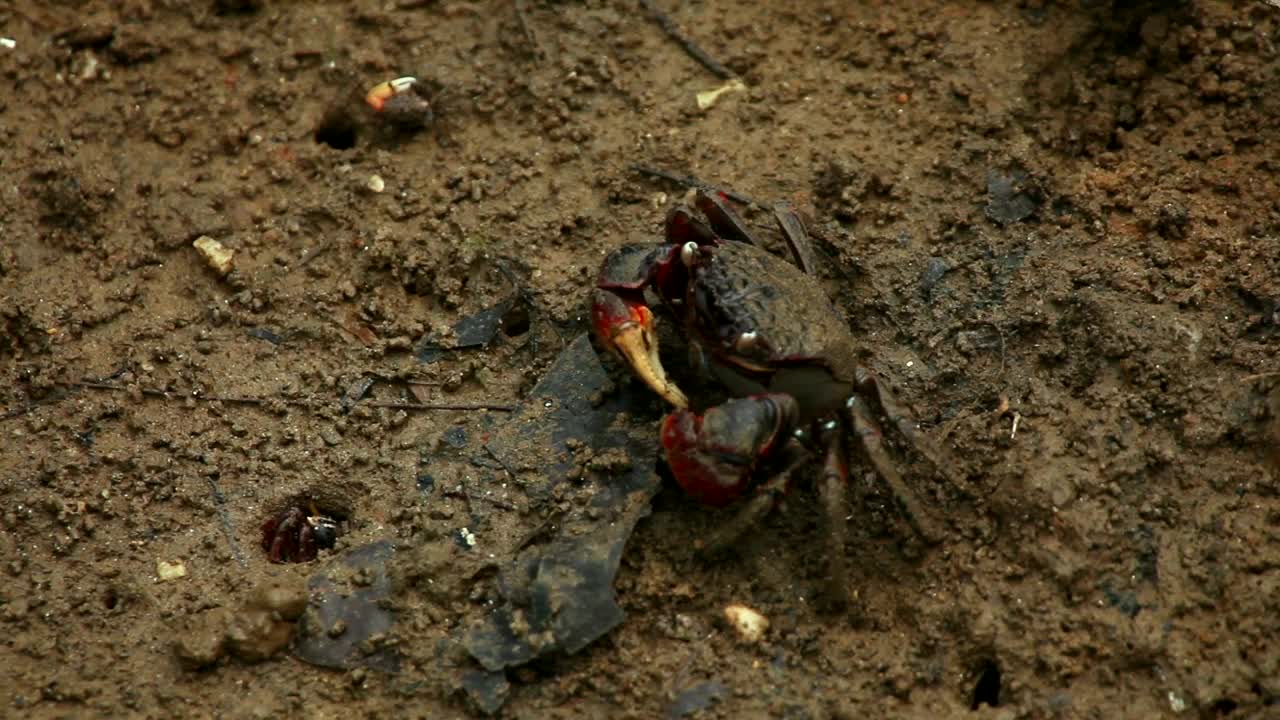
[919,256,950,297]
[157,560,187,581]
[723,603,769,643]
[193,236,234,275]
[366,175,385,193]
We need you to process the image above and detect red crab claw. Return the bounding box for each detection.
[592,287,688,408]
[365,76,418,112]
[661,394,800,507]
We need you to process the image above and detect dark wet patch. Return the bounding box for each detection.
[461,669,510,715]
[669,680,728,718]
[245,327,285,345]
[985,166,1041,225]
[416,299,514,364]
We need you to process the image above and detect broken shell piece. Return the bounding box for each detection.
[365,76,418,111]
[723,603,768,643]
[696,78,747,111]
[193,236,234,275]
[157,560,188,581]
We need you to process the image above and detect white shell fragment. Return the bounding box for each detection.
[696,78,747,110]
[366,174,385,193]
[193,236,234,275]
[157,560,188,581]
[723,603,769,643]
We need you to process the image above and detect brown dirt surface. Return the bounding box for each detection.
[2,0,1278,718]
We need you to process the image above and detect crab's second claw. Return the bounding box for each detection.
[592,289,689,409]
[661,394,799,507]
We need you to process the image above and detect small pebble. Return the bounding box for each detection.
[193,236,234,275]
[723,603,769,643]
[157,560,187,581]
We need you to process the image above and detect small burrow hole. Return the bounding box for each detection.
[1211,698,1237,716]
[314,110,357,150]
[970,660,1001,710]
[500,303,531,337]
[102,588,119,610]
[213,0,262,15]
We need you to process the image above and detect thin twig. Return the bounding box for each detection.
[205,477,247,567]
[484,444,520,482]
[513,0,544,59]
[74,381,517,412]
[637,0,735,80]
[445,487,518,511]
[298,242,332,267]
[628,164,760,206]
[0,390,71,421]
[365,400,517,412]
[1243,371,1280,382]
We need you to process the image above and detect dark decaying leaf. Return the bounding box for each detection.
[294,541,399,672]
[465,334,661,683]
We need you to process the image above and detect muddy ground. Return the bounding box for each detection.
[2,0,1279,718]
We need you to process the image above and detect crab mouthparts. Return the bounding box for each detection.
[611,320,689,410]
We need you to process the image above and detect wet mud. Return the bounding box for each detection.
[1,1,1278,718]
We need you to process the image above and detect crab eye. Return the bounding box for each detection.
[680,241,698,268]
[734,330,759,352]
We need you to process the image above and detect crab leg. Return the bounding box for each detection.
[817,430,850,607]
[699,439,808,556]
[847,395,943,544]
[853,366,952,477]
[692,189,757,244]
[771,202,818,276]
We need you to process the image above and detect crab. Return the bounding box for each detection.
[592,188,945,602]
[261,505,341,564]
